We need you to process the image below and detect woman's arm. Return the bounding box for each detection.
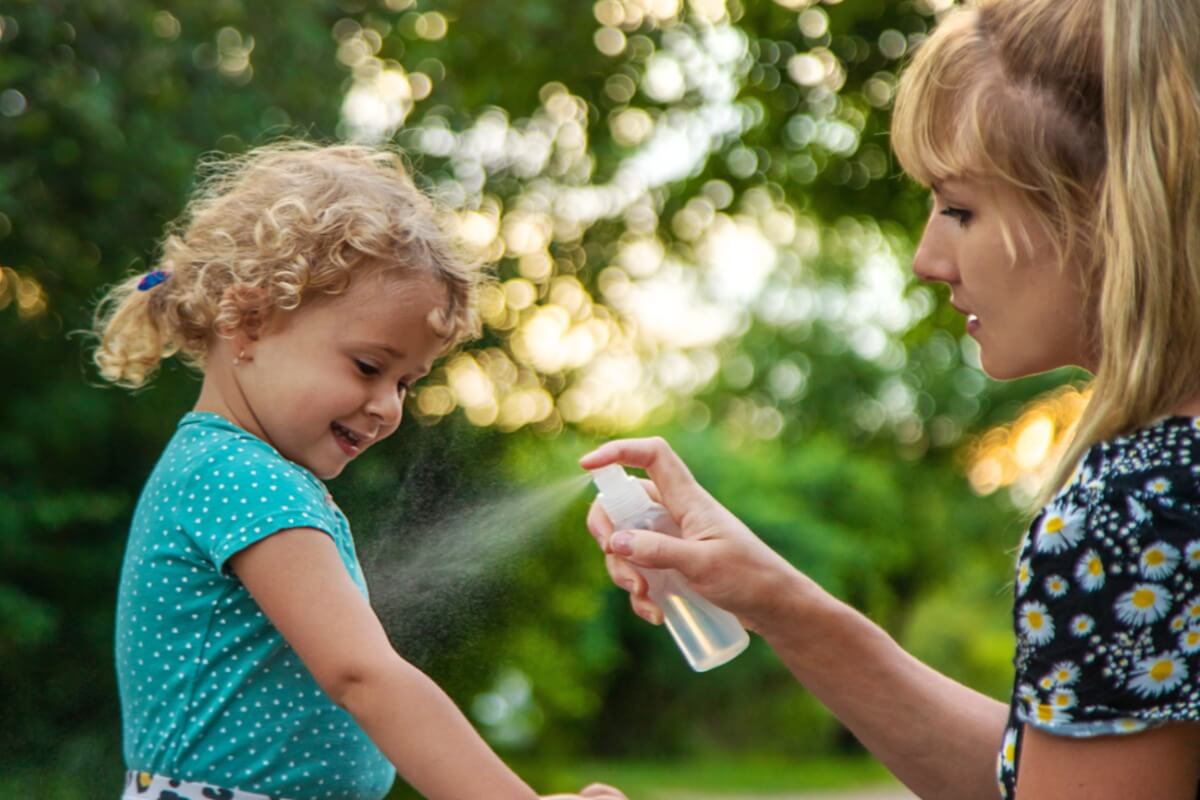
[582,437,1008,800]
[1016,723,1200,799]
[230,528,551,800]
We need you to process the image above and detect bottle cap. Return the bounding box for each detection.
[591,464,655,526]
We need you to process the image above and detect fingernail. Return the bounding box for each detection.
[610,531,633,555]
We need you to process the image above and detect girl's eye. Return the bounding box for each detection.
[940,206,972,226]
[354,359,379,376]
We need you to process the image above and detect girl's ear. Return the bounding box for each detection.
[216,283,271,358]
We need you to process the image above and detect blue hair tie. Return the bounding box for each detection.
[137,270,169,291]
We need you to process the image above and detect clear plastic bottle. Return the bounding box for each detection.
[591,464,749,671]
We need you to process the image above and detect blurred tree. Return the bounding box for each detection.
[0,0,1077,796]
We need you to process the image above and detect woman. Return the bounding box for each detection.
[581,1,1200,797]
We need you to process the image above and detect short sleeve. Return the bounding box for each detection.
[177,438,341,572]
[1012,464,1200,738]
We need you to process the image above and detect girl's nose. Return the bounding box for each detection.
[367,387,404,430]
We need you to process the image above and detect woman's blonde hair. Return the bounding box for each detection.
[92,141,481,388]
[892,0,1200,504]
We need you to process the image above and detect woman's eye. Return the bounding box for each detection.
[354,360,379,376]
[940,206,972,226]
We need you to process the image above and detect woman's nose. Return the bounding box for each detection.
[912,228,958,286]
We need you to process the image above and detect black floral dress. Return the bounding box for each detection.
[998,416,1200,798]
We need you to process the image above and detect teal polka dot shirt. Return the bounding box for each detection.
[115,412,395,799]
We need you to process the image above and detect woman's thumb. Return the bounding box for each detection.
[608,529,693,571]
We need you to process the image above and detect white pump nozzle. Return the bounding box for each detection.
[591,464,655,526]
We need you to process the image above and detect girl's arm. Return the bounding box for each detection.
[581,437,1007,800]
[230,528,539,800]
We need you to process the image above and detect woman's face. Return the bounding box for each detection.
[912,178,1093,379]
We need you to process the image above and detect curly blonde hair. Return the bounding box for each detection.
[93,141,481,388]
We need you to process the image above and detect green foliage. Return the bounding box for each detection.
[1,0,1059,793]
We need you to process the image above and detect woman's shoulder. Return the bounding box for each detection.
[1073,416,1200,501]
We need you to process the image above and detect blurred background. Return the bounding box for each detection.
[0,0,1090,797]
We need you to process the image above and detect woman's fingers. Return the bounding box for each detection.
[604,553,644,595]
[542,785,629,800]
[580,436,707,514]
[580,783,629,799]
[586,499,614,548]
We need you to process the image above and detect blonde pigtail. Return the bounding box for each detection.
[93,271,179,389]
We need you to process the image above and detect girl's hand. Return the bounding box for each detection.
[542,782,629,799]
[580,437,808,634]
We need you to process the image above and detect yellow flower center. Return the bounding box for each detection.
[1028,611,1044,628]
[1089,559,1103,576]
[1055,694,1070,707]
[1146,550,1165,566]
[1045,517,1064,534]
[1150,660,1175,682]
[1036,704,1055,722]
[1133,589,1157,609]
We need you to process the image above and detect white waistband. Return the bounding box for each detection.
[122,770,293,800]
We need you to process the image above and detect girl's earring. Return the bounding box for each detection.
[233,351,246,367]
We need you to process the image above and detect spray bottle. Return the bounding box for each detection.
[591,464,749,671]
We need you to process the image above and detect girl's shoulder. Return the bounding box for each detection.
[172,411,321,486]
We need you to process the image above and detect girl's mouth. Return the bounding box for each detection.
[331,421,362,455]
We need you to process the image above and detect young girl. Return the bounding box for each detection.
[583,0,1200,798]
[95,142,624,800]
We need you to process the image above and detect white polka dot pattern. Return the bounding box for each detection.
[115,412,395,799]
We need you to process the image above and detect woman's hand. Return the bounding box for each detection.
[580,437,808,634]
[542,782,629,799]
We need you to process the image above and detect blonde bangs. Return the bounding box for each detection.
[892,9,997,188]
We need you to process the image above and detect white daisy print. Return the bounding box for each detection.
[1171,614,1187,632]
[1050,688,1077,710]
[1044,575,1069,597]
[1000,727,1017,771]
[1114,583,1172,626]
[1020,601,1055,645]
[1140,541,1180,580]
[1128,651,1188,697]
[1127,495,1152,523]
[1051,661,1080,685]
[1145,476,1171,495]
[1074,550,1105,592]
[1184,596,1200,622]
[1186,540,1200,569]
[1016,558,1032,596]
[1018,683,1038,708]
[1034,504,1085,554]
[1115,718,1148,733]
[1071,614,1095,636]
[1030,701,1072,726]
[1179,628,1200,654]
[1039,674,1055,691]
